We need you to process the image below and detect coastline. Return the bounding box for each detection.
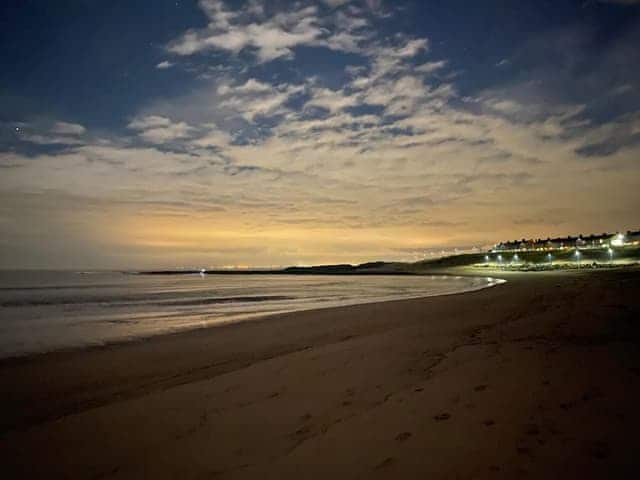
[2,268,640,478]
[0,272,502,361]
[0,273,505,431]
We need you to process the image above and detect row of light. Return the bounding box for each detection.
[492,234,627,253]
[484,247,615,264]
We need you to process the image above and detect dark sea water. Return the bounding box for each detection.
[0,271,504,358]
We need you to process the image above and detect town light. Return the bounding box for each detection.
[608,247,613,262]
[611,233,625,247]
[497,254,503,263]
[547,253,552,263]
[484,255,489,262]
[513,254,519,263]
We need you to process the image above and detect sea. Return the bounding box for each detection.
[0,270,504,358]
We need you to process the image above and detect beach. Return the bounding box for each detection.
[2,268,640,479]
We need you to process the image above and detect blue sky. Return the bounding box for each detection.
[1,0,639,268]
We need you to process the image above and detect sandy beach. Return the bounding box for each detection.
[2,268,640,479]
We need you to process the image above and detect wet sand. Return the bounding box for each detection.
[1,268,640,478]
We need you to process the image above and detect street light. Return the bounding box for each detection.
[513,254,519,263]
[547,253,552,265]
[484,255,490,263]
[575,250,581,267]
[608,247,613,264]
[497,254,503,264]
[611,233,625,247]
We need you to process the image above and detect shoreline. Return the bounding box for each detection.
[2,268,640,478]
[0,272,503,362]
[1,274,510,430]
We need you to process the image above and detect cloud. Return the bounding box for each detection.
[167,2,324,62]
[217,78,272,95]
[353,37,430,86]
[394,38,429,57]
[9,120,87,146]
[217,80,305,121]
[305,87,360,113]
[166,0,381,63]
[128,115,196,143]
[156,60,174,69]
[416,60,447,74]
[574,112,640,157]
[51,121,86,135]
[138,123,195,144]
[322,0,351,6]
[191,125,232,149]
[127,115,172,130]
[489,23,640,126]
[609,84,634,96]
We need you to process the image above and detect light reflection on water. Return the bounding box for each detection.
[0,271,504,358]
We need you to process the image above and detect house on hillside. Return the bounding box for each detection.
[625,230,640,245]
[490,229,638,253]
[545,238,560,249]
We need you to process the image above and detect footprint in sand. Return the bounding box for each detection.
[433,413,451,421]
[295,425,312,435]
[395,432,412,442]
[375,457,396,469]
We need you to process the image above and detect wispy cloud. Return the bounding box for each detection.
[8,120,88,146]
[416,60,447,74]
[128,116,196,144]
[167,1,324,62]
[156,60,174,69]
[50,122,86,135]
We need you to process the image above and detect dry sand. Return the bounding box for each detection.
[1,268,640,479]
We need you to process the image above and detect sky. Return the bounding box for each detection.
[1,0,640,269]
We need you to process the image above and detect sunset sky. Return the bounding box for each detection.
[1,0,639,269]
